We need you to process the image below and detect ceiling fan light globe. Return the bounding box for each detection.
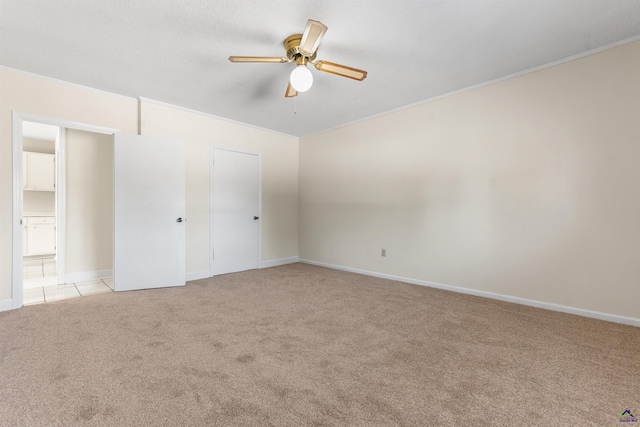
[290,65,313,92]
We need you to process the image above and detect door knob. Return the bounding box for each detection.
[177,218,184,223]
[253,216,259,220]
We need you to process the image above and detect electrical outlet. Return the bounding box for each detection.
[381,248,386,257]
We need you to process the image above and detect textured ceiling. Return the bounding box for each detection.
[1,0,640,137]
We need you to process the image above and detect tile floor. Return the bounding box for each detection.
[24,257,58,289]
[23,257,114,305]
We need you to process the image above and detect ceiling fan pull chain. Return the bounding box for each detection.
[294,95,297,115]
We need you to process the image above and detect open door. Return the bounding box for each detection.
[114,134,185,291]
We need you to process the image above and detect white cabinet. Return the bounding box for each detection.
[23,216,56,256]
[23,152,55,191]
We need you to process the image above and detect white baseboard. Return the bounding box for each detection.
[0,298,14,312]
[186,270,211,282]
[260,256,299,269]
[299,259,640,328]
[65,269,113,284]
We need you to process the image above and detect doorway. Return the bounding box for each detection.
[21,124,116,304]
[22,122,59,292]
[210,147,261,276]
[11,113,120,309]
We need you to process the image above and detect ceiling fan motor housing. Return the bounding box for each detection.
[284,34,317,62]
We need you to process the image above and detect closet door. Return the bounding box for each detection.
[114,134,186,291]
[211,148,260,275]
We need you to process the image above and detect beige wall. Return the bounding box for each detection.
[23,137,55,154]
[65,129,114,275]
[299,41,640,320]
[139,101,299,274]
[0,68,138,300]
[23,192,55,213]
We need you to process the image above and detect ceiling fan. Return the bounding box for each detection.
[229,19,368,98]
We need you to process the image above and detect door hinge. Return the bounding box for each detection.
[212,249,215,260]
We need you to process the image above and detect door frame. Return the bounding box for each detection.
[209,145,262,278]
[55,128,66,282]
[11,111,120,309]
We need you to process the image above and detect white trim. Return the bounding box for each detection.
[186,270,211,282]
[139,97,296,139]
[299,259,640,328]
[209,145,263,157]
[260,257,299,269]
[0,299,14,312]
[12,113,24,310]
[209,145,263,278]
[0,65,136,102]
[65,269,113,284]
[299,34,640,139]
[12,112,121,136]
[209,145,215,279]
[55,128,66,283]
[257,153,263,273]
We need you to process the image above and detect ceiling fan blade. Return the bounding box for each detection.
[285,81,298,98]
[299,19,328,56]
[314,61,368,81]
[228,56,288,63]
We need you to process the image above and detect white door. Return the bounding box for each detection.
[114,134,185,291]
[212,148,260,275]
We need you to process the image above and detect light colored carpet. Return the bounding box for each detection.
[0,263,638,426]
